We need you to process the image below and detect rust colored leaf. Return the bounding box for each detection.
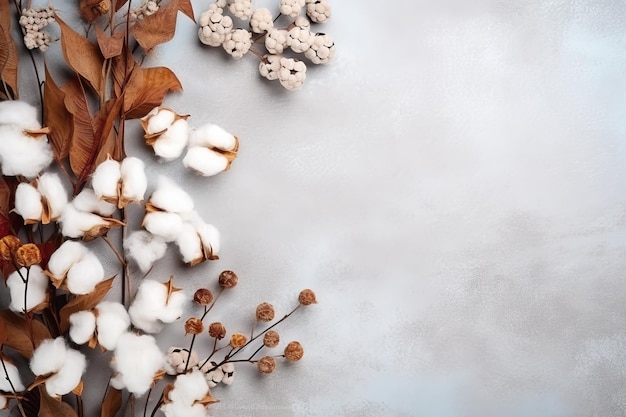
[124,66,182,119]
[44,65,73,160]
[111,45,137,99]
[133,0,180,51]
[100,386,122,417]
[55,14,104,94]
[178,0,195,22]
[79,0,111,22]
[93,98,124,165]
[95,26,124,59]
[0,0,19,98]
[38,387,78,417]
[0,310,51,359]
[59,277,114,332]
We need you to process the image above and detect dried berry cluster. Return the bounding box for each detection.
[199,0,336,90]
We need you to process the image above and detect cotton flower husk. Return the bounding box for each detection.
[123,230,167,273]
[128,279,186,333]
[7,265,48,312]
[110,332,164,395]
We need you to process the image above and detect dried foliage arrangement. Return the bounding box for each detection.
[0,0,323,415]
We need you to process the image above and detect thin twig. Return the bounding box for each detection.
[102,235,127,268]
[0,355,26,417]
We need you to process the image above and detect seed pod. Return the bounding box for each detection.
[15,243,41,267]
[257,356,276,374]
[298,289,317,305]
[184,317,204,335]
[229,333,247,348]
[193,288,214,306]
[255,302,275,322]
[263,330,280,348]
[284,341,304,362]
[0,235,22,261]
[218,270,238,289]
[208,322,226,339]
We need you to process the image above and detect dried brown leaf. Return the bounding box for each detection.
[95,26,124,59]
[79,0,111,22]
[0,0,19,98]
[59,277,115,333]
[38,387,77,417]
[124,66,182,119]
[93,98,123,165]
[111,45,137,99]
[100,386,122,417]
[55,14,104,95]
[44,65,73,160]
[178,0,195,22]
[0,310,51,359]
[133,0,180,51]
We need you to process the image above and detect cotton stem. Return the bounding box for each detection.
[0,355,26,417]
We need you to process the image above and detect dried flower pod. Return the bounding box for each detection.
[208,322,226,339]
[256,302,275,322]
[263,330,280,348]
[257,356,276,374]
[184,317,204,335]
[218,270,238,289]
[0,235,22,261]
[140,107,190,161]
[229,333,247,348]
[193,288,214,305]
[284,341,304,362]
[15,243,41,267]
[298,289,317,305]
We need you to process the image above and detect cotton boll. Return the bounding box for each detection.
[44,348,86,397]
[168,370,209,405]
[145,108,175,134]
[123,231,167,273]
[198,223,220,256]
[60,204,110,238]
[69,311,96,345]
[152,119,189,160]
[129,280,186,333]
[66,252,105,294]
[95,301,130,350]
[0,100,39,128]
[14,182,43,222]
[7,265,48,312]
[111,333,164,395]
[175,223,202,264]
[183,146,229,177]
[0,360,25,392]
[143,211,184,242]
[189,123,237,151]
[120,157,147,202]
[150,176,194,213]
[37,173,68,219]
[30,337,68,376]
[47,240,89,279]
[0,125,53,178]
[72,188,116,216]
[162,403,209,417]
[92,159,121,200]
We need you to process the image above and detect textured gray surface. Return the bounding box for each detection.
[12,0,626,416]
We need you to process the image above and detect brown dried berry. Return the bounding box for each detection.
[208,322,226,339]
[284,341,304,362]
[255,302,275,322]
[184,318,204,335]
[229,333,247,348]
[257,356,276,374]
[194,288,214,306]
[298,289,317,305]
[0,235,22,261]
[15,243,41,267]
[218,270,238,289]
[263,330,280,348]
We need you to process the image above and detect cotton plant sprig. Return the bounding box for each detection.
[199,0,336,90]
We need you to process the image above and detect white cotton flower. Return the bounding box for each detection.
[66,252,105,294]
[7,265,48,312]
[198,222,221,257]
[288,26,312,53]
[37,173,68,219]
[0,360,25,392]
[278,57,307,90]
[279,0,305,17]
[161,370,212,417]
[198,6,233,47]
[223,28,252,59]
[91,159,121,201]
[265,29,289,54]
[145,107,176,134]
[305,0,331,23]
[0,125,53,179]
[250,8,273,33]
[95,301,130,350]
[47,240,89,281]
[149,177,195,213]
[175,223,203,264]
[110,332,164,395]
[30,337,86,398]
[259,54,282,81]
[72,188,117,216]
[305,32,335,64]
[200,361,223,387]
[59,204,111,239]
[228,0,252,20]
[69,311,96,345]
[221,362,235,384]
[174,217,220,265]
[164,347,199,375]
[120,157,147,202]
[143,211,184,242]
[141,107,189,160]
[123,230,167,273]
[14,183,43,223]
[294,15,310,29]
[128,279,186,333]
[0,100,39,127]
[189,123,238,151]
[183,147,229,177]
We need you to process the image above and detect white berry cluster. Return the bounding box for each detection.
[129,0,159,22]
[198,0,335,90]
[19,7,54,52]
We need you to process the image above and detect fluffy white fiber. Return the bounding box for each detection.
[152,119,189,160]
[0,360,25,392]
[30,337,86,397]
[197,222,221,257]
[7,265,48,312]
[189,123,237,151]
[0,100,39,127]
[110,333,164,395]
[175,223,202,263]
[65,252,105,294]
[120,157,147,201]
[47,240,89,279]
[128,279,186,333]
[150,176,194,213]
[95,301,130,350]
[72,188,117,216]
[14,183,43,222]
[183,146,229,177]
[37,173,68,219]
[69,311,97,345]
[145,107,175,134]
[59,204,110,239]
[161,371,211,417]
[123,230,167,273]
[143,211,184,242]
[92,159,121,200]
